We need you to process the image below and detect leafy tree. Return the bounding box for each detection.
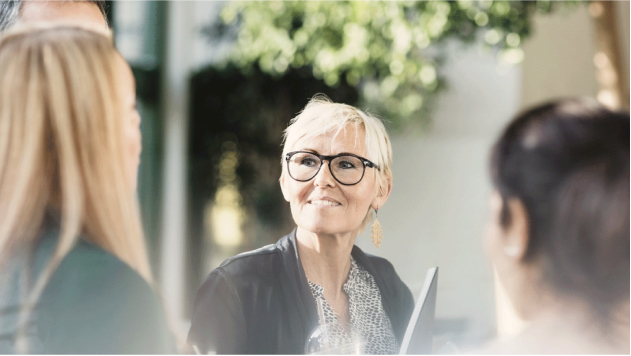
[208,0,580,128]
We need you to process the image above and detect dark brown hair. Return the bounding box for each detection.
[490,98,629,312]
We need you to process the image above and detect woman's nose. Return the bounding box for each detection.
[313,162,336,187]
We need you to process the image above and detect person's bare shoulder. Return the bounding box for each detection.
[468,331,626,355]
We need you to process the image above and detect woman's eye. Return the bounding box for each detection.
[300,158,317,167]
[338,160,356,169]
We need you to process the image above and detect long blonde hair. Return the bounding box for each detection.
[0,23,152,315]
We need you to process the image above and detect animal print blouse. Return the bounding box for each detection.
[307,256,398,354]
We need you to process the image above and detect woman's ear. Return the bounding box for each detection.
[502,198,530,261]
[279,171,290,202]
[371,176,392,211]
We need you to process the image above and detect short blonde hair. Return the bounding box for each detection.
[281,95,393,232]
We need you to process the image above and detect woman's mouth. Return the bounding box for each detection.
[308,199,341,207]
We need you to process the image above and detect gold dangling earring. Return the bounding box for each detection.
[371,209,383,248]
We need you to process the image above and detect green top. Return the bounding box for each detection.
[0,230,176,354]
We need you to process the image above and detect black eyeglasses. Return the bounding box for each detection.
[285,151,380,186]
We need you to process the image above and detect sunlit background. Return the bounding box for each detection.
[108,1,629,350]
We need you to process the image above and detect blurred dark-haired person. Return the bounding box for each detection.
[0,24,175,353]
[0,0,107,31]
[482,98,629,354]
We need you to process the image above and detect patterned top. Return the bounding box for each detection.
[307,256,398,354]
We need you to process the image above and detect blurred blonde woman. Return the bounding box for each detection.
[0,24,174,353]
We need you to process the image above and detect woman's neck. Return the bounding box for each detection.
[295,227,355,294]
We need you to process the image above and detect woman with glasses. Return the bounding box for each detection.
[188,95,414,354]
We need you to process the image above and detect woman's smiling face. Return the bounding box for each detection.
[281,124,383,236]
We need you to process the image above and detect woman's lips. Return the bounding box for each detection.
[307,198,342,207]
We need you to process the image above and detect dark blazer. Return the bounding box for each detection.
[188,229,415,354]
[0,229,176,354]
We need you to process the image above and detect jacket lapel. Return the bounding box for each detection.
[276,230,319,348]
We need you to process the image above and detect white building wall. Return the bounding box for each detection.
[356,40,521,348]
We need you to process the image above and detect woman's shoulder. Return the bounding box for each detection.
[352,246,398,274]
[202,239,288,290]
[38,234,150,297]
[365,252,397,269]
[37,233,175,353]
[219,242,279,271]
[37,232,158,318]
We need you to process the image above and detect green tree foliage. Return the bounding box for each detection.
[211,0,579,128]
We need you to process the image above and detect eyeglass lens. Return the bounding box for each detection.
[287,152,365,185]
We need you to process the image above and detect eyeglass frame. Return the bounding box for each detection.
[284,150,380,186]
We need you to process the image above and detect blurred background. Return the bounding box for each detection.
[107,0,629,350]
